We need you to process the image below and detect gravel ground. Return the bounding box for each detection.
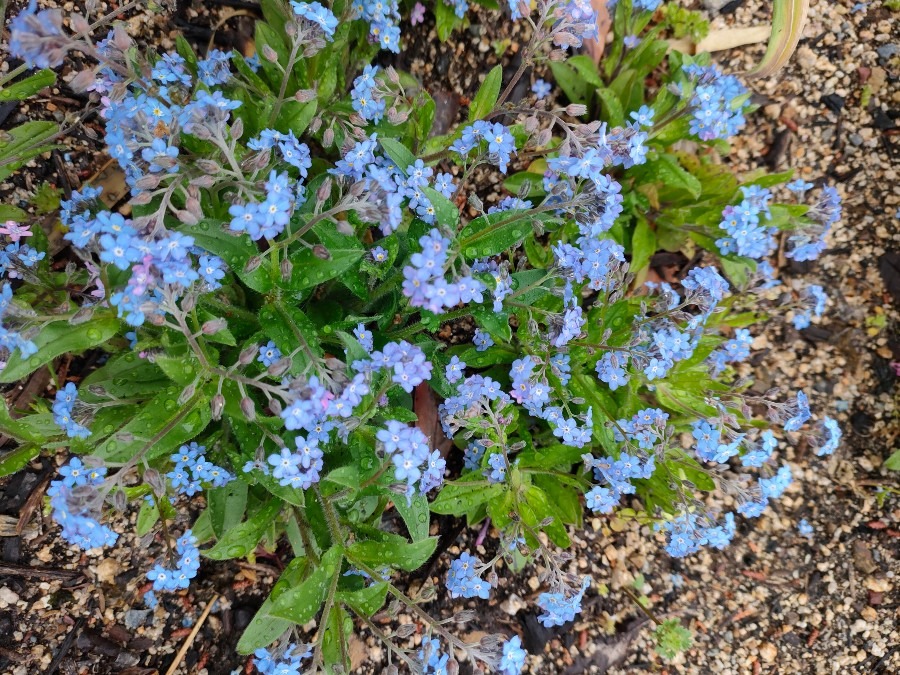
[1,0,898,674]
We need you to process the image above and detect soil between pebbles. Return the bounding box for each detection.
[1,0,899,674]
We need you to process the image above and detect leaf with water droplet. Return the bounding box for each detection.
[268,546,344,624]
[203,499,283,561]
[0,316,121,383]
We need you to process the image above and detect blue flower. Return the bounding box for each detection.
[536,577,590,627]
[446,552,491,599]
[473,328,494,351]
[290,1,339,38]
[499,635,527,675]
[8,0,67,69]
[531,79,551,100]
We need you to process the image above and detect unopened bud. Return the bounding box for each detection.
[240,396,256,420]
[294,89,317,102]
[239,344,259,365]
[565,103,588,117]
[316,177,332,203]
[245,256,263,273]
[144,468,165,495]
[202,318,227,335]
[335,219,354,236]
[446,660,459,675]
[231,117,244,140]
[262,45,278,62]
[69,68,96,92]
[112,23,131,49]
[517,0,529,17]
[312,244,330,260]
[135,173,162,190]
[268,357,291,377]
[175,209,198,225]
[309,116,322,134]
[112,489,127,512]
[394,623,416,639]
[185,197,203,219]
[468,193,484,212]
[268,398,282,415]
[69,306,94,325]
[211,393,225,420]
[70,12,90,32]
[280,258,293,281]
[192,124,213,140]
[535,128,552,147]
[322,127,334,147]
[192,175,217,188]
[385,65,400,85]
[131,191,153,205]
[549,49,567,62]
[178,383,196,404]
[523,116,539,133]
[386,107,410,124]
[181,293,197,313]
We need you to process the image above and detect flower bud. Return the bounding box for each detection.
[231,117,244,140]
[394,624,416,639]
[70,12,89,32]
[335,219,354,236]
[312,245,330,260]
[112,489,127,512]
[316,178,332,203]
[69,306,94,325]
[69,68,96,93]
[178,383,196,405]
[181,293,197,313]
[239,344,259,365]
[135,173,162,190]
[202,318,227,335]
[268,398,282,415]
[309,116,322,134]
[240,396,256,421]
[385,65,400,85]
[294,89,317,102]
[565,104,588,117]
[244,256,263,273]
[175,209,199,225]
[268,357,291,377]
[549,49,567,62]
[322,127,334,147]
[192,175,217,188]
[280,258,293,281]
[211,393,225,421]
[131,190,154,205]
[386,107,410,125]
[262,45,278,62]
[196,159,220,173]
[144,468,165,496]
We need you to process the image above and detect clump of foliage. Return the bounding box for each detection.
[1,0,842,671]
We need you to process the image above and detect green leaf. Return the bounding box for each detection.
[472,305,512,343]
[0,205,27,221]
[209,479,249,538]
[0,444,39,478]
[136,499,160,537]
[630,215,656,275]
[93,384,212,463]
[654,618,693,660]
[595,87,625,127]
[277,100,318,137]
[0,396,43,443]
[379,138,417,173]
[884,449,900,472]
[0,120,58,181]
[259,303,324,375]
[502,172,547,199]
[283,223,364,292]
[747,0,808,79]
[567,56,604,88]
[237,557,312,653]
[269,546,344,623]
[392,493,430,542]
[189,221,272,293]
[0,69,55,102]
[430,481,504,516]
[522,485,570,547]
[79,352,168,402]
[518,443,586,469]
[338,582,388,614]
[231,50,272,93]
[204,499,282,560]
[422,186,459,228]
[0,316,120,383]
[469,65,503,121]
[548,61,590,105]
[459,209,536,259]
[435,0,464,40]
[347,537,437,571]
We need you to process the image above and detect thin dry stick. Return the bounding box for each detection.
[164,594,221,675]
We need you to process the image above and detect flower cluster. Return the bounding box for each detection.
[351,65,385,123]
[254,643,312,675]
[715,186,775,259]
[450,121,517,173]
[166,443,234,497]
[446,551,491,599]
[683,63,748,140]
[52,383,91,439]
[145,530,201,604]
[402,228,486,314]
[48,459,117,551]
[377,420,445,497]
